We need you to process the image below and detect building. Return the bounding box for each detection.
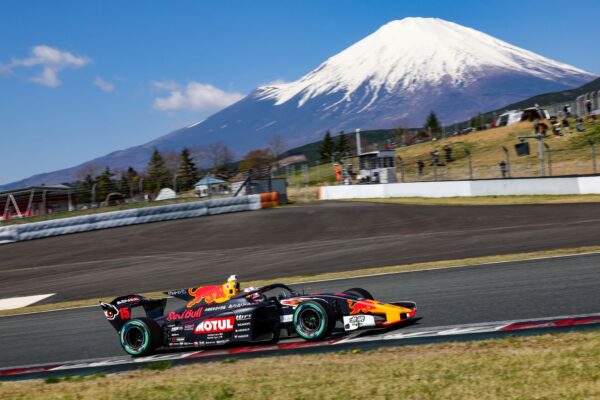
[0,185,74,220]
[194,177,230,197]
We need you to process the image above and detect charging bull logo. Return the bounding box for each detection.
[347,300,377,315]
[186,275,240,308]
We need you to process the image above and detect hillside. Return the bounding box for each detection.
[284,118,600,190]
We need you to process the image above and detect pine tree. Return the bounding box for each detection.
[336,131,351,156]
[319,131,335,162]
[95,166,115,202]
[177,147,198,192]
[145,149,172,193]
[423,111,442,136]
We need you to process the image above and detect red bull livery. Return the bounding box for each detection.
[100,277,418,356]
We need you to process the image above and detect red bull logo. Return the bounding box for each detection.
[347,299,377,315]
[187,285,229,308]
[166,308,203,321]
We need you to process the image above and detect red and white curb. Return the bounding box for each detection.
[2,312,600,378]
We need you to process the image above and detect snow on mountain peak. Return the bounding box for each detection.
[257,17,595,108]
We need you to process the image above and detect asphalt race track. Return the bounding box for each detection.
[2,252,600,369]
[3,201,600,302]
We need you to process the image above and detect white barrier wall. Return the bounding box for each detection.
[0,195,262,245]
[320,176,600,200]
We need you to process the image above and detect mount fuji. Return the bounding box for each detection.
[4,17,596,188]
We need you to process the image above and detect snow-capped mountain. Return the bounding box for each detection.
[3,17,596,189]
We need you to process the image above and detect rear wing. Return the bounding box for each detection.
[100,294,166,332]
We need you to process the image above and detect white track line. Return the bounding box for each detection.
[0,294,55,311]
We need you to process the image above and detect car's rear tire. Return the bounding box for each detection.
[293,301,334,341]
[119,318,160,356]
[343,287,374,300]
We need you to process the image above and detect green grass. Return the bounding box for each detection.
[4,330,600,399]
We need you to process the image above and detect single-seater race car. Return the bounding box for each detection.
[100,275,418,356]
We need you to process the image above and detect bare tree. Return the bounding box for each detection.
[206,140,234,177]
[162,151,181,176]
[268,134,286,166]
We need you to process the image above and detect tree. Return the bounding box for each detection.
[319,131,335,162]
[336,131,351,156]
[268,134,286,164]
[177,147,198,191]
[239,148,275,174]
[206,141,234,178]
[95,166,115,202]
[145,149,172,193]
[423,111,441,136]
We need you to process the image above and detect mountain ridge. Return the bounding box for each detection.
[1,17,596,189]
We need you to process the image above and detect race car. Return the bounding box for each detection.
[100,275,418,356]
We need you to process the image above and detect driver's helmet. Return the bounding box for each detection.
[242,286,261,301]
[224,275,240,296]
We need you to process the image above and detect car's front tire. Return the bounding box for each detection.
[119,318,160,356]
[293,301,334,341]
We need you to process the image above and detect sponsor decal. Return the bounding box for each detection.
[204,305,227,313]
[280,314,293,323]
[168,289,187,296]
[195,317,235,334]
[343,314,376,331]
[187,284,230,308]
[184,324,194,330]
[233,334,250,340]
[347,300,377,315]
[236,328,250,333]
[236,321,251,327]
[116,296,141,305]
[170,326,183,332]
[166,308,203,321]
[236,314,252,321]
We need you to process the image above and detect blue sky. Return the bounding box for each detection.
[1,0,599,185]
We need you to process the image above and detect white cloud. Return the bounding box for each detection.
[151,80,180,91]
[1,45,90,87]
[93,77,115,92]
[153,81,244,113]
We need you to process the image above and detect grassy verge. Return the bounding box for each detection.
[3,245,600,317]
[342,194,600,206]
[3,329,600,399]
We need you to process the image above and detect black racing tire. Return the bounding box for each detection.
[343,287,374,300]
[293,301,334,341]
[119,318,161,356]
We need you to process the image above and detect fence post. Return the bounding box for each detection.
[397,156,405,182]
[543,142,552,176]
[433,162,438,181]
[465,149,473,180]
[589,139,597,174]
[502,146,511,178]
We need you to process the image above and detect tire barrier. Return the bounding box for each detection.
[260,192,279,208]
[0,195,264,244]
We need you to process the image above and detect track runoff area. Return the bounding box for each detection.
[2,249,600,380]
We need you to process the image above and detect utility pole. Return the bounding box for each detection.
[355,128,362,156]
[589,139,597,174]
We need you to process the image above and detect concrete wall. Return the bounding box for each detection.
[0,195,262,245]
[320,176,600,200]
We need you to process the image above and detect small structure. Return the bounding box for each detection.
[194,177,230,198]
[155,188,177,201]
[496,107,550,127]
[231,176,288,204]
[358,150,397,183]
[0,184,74,220]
